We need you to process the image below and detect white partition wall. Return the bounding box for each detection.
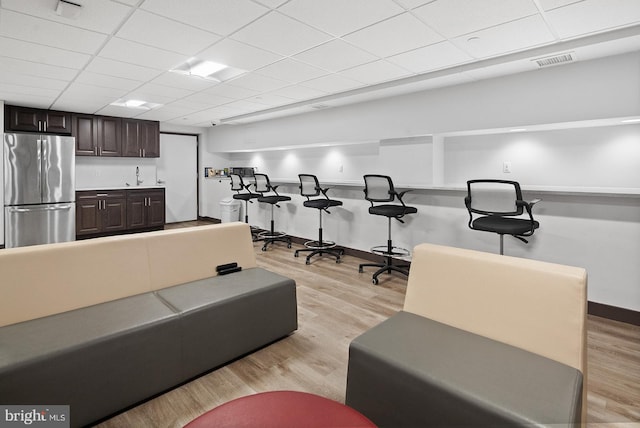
[205,52,640,313]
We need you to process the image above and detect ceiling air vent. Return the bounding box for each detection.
[533,52,575,68]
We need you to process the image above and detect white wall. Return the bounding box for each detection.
[203,52,640,312]
[0,100,4,246]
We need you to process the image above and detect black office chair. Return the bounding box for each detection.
[294,174,344,264]
[254,173,292,251]
[465,179,540,255]
[229,173,261,239]
[358,174,417,285]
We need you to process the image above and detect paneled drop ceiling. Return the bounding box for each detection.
[0,0,639,126]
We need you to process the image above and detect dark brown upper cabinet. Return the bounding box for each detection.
[73,114,122,157]
[122,119,160,158]
[5,105,72,135]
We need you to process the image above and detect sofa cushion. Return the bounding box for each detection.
[0,234,151,327]
[0,293,182,427]
[156,267,298,379]
[145,222,257,291]
[346,311,583,428]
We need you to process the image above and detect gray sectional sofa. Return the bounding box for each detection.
[0,223,297,427]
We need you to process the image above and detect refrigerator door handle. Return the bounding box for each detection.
[8,205,73,213]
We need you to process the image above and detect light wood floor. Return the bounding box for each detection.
[98,223,640,427]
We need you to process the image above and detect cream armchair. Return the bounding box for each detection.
[347,243,587,427]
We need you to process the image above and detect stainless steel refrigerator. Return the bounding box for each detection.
[4,133,75,248]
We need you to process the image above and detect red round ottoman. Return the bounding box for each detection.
[185,390,376,427]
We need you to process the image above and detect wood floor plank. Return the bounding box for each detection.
[96,227,640,427]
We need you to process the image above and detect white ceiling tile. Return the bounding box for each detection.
[293,39,378,72]
[84,57,162,81]
[75,71,142,91]
[51,94,113,114]
[116,10,221,55]
[0,57,78,81]
[394,0,436,10]
[141,0,268,36]
[65,82,129,99]
[98,38,189,70]
[94,105,145,118]
[1,0,132,34]
[387,41,472,73]
[0,91,54,109]
[151,72,219,91]
[198,39,283,71]
[413,0,539,38]
[231,12,332,56]
[300,74,364,93]
[538,0,583,10]
[269,85,328,101]
[134,106,193,121]
[225,73,289,92]
[344,13,444,57]
[204,83,260,100]
[545,0,640,39]
[0,81,61,98]
[247,93,297,107]
[0,70,68,91]
[177,92,235,108]
[0,36,91,69]
[224,99,271,114]
[0,9,107,54]
[279,0,404,36]
[339,60,412,84]
[132,83,194,99]
[255,59,328,83]
[254,0,289,8]
[454,15,555,58]
[114,0,141,6]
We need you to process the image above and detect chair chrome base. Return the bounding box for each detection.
[258,229,291,251]
[294,228,343,264]
[359,237,411,285]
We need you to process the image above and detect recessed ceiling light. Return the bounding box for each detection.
[170,58,245,82]
[110,99,162,110]
[621,118,640,123]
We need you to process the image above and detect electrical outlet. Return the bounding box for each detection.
[503,161,512,173]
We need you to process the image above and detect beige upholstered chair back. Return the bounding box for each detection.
[404,243,588,420]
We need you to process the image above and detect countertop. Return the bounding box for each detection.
[76,185,165,191]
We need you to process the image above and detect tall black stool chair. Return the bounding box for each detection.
[254,173,292,251]
[358,174,417,285]
[294,174,345,264]
[229,173,261,240]
[465,179,540,255]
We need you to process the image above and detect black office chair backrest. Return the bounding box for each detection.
[363,175,396,202]
[299,174,320,197]
[253,173,271,194]
[230,173,245,192]
[466,180,524,216]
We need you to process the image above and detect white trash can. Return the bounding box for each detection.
[220,198,241,222]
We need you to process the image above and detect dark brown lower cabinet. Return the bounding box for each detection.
[76,191,126,236]
[126,189,165,230]
[76,188,164,238]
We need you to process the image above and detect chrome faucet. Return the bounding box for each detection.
[136,166,143,186]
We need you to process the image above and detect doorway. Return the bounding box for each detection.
[157,133,198,223]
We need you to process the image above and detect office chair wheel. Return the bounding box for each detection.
[358,266,364,273]
[305,259,310,265]
[336,257,341,264]
[287,243,292,248]
[294,251,299,257]
[261,245,267,251]
[372,278,379,285]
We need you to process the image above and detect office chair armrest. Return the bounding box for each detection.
[529,198,541,207]
[396,189,413,206]
[319,187,333,199]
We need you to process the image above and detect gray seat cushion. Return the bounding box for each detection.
[346,311,582,428]
[0,293,182,428]
[156,267,298,379]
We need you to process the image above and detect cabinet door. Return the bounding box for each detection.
[126,193,147,229]
[76,193,101,235]
[103,197,127,232]
[140,121,160,157]
[97,116,122,156]
[5,106,40,132]
[73,114,97,156]
[122,119,141,157]
[147,191,165,227]
[43,110,72,134]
